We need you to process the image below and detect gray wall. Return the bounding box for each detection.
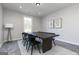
[32,17,41,32]
[3,8,41,41]
[41,4,79,46]
[0,4,3,43]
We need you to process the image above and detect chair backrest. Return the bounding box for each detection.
[22,32,28,40]
[28,34,36,43]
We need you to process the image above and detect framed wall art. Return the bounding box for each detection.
[53,17,62,29]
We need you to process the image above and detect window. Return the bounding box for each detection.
[24,16,32,33]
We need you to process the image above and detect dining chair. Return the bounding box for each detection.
[22,32,29,47]
[52,34,59,46]
[52,38,56,46]
[27,34,41,55]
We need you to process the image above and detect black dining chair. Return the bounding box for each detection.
[52,34,59,46]
[27,34,41,55]
[22,32,29,47]
[52,38,56,46]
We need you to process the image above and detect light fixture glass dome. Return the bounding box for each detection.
[36,3,40,6]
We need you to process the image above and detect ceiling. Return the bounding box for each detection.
[2,3,72,18]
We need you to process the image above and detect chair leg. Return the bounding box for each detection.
[31,45,33,55]
[34,46,36,49]
[23,40,27,46]
[37,44,41,53]
[53,39,56,46]
[26,41,29,49]
[27,42,30,52]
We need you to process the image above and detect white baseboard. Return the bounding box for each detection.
[12,38,22,41]
[55,39,79,46]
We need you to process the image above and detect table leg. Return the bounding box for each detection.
[42,38,52,53]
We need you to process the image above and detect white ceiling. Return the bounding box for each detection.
[2,3,72,18]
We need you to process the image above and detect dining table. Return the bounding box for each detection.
[28,32,59,53]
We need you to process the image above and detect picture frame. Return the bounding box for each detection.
[53,17,62,29]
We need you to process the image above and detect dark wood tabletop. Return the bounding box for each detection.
[30,32,59,39]
[28,32,59,53]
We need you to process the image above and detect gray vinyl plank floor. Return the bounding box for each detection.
[18,40,78,55]
[0,40,78,55]
[0,41,21,55]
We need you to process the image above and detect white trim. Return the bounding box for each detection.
[12,38,22,41]
[55,39,79,46]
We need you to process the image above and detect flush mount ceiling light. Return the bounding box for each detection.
[36,3,40,6]
[19,5,22,8]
